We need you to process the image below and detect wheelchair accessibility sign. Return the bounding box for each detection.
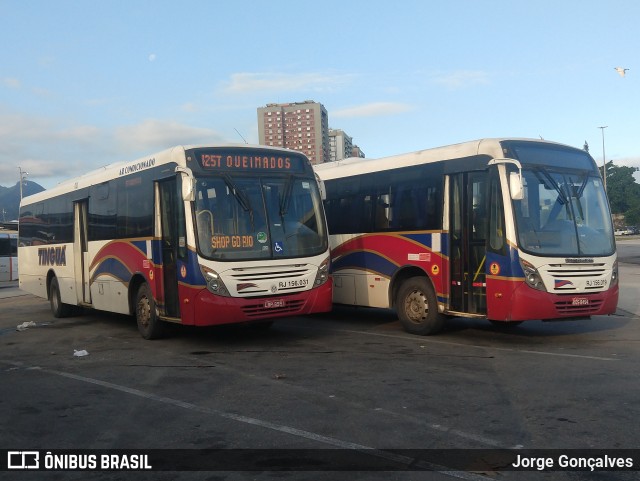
[274,241,284,253]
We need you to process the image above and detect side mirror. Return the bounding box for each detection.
[509,171,524,200]
[176,167,195,202]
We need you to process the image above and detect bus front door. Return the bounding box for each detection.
[448,172,487,315]
[158,178,181,319]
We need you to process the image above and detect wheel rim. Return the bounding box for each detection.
[405,289,428,323]
[137,296,151,329]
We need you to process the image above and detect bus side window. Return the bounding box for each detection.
[0,237,9,256]
[397,190,415,229]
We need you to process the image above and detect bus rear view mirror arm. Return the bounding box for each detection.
[488,158,524,200]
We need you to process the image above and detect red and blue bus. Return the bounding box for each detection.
[315,138,618,334]
[0,230,18,283]
[19,144,332,338]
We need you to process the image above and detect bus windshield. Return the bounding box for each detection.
[195,174,327,260]
[513,166,615,256]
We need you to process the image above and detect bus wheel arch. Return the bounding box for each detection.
[389,266,429,308]
[128,274,147,316]
[392,268,445,335]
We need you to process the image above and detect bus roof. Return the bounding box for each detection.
[20,143,301,207]
[313,137,572,180]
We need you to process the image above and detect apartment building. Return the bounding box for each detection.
[257,101,329,164]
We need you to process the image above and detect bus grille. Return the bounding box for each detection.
[546,263,607,292]
[226,264,315,296]
[242,299,306,318]
[555,297,604,315]
[230,265,311,281]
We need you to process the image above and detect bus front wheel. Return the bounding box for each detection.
[396,277,444,335]
[135,283,164,340]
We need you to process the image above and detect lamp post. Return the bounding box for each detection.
[598,126,608,193]
[18,167,28,200]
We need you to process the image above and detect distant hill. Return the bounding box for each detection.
[0,181,45,222]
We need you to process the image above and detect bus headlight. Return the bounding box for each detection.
[314,257,330,287]
[611,260,619,287]
[520,259,547,292]
[200,265,230,297]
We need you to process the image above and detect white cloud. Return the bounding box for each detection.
[616,156,640,171]
[113,119,225,152]
[332,102,414,118]
[2,77,21,89]
[148,53,157,62]
[0,111,226,187]
[221,72,354,94]
[0,158,61,182]
[0,111,106,183]
[431,70,491,89]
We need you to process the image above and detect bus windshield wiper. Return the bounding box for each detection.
[279,175,295,217]
[537,168,568,205]
[222,173,251,212]
[575,174,589,198]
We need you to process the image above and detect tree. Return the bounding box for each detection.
[601,161,640,223]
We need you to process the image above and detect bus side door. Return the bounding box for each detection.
[73,200,91,304]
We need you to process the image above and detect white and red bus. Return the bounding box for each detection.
[0,230,18,282]
[19,144,332,338]
[314,138,618,335]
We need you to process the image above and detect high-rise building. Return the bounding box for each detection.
[351,145,366,159]
[329,129,366,161]
[257,101,329,164]
[328,129,353,162]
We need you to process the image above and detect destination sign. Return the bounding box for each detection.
[211,235,254,249]
[190,148,306,173]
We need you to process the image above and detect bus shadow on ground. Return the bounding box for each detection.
[309,304,631,340]
[38,303,632,349]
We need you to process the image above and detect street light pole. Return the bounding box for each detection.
[598,126,608,193]
[18,167,28,201]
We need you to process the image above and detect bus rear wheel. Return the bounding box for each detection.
[135,283,164,340]
[396,277,444,335]
[49,277,74,318]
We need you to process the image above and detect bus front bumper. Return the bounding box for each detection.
[489,282,619,322]
[189,281,333,326]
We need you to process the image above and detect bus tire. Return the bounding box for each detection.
[49,277,74,318]
[135,283,164,340]
[396,276,444,335]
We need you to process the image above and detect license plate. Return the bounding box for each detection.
[264,299,285,309]
[585,279,607,288]
[572,297,589,306]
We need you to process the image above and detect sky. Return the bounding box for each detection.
[1,0,639,189]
